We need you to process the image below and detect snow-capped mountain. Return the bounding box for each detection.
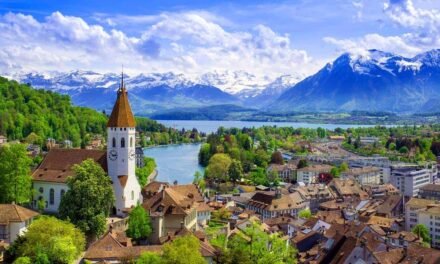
[272,49,440,113]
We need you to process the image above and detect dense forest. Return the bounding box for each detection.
[0,77,203,148]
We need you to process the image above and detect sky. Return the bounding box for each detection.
[0,0,439,79]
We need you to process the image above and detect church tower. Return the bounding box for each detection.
[107,73,142,216]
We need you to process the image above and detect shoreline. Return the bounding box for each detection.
[143,142,202,150]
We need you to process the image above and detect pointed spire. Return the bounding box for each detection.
[119,65,125,92]
[107,66,135,128]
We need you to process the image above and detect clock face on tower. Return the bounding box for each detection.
[129,149,135,160]
[109,149,118,161]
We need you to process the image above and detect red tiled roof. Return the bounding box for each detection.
[0,204,39,224]
[107,86,136,128]
[32,149,107,183]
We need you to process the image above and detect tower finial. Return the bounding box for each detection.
[120,64,125,91]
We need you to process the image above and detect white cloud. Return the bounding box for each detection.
[0,11,320,79]
[325,0,440,58]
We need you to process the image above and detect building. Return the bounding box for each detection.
[135,147,145,168]
[267,163,296,182]
[359,136,379,145]
[296,164,332,185]
[418,184,440,200]
[347,156,391,183]
[31,75,143,216]
[142,184,203,244]
[328,178,369,199]
[0,135,7,145]
[290,184,334,213]
[0,204,39,244]
[405,197,440,248]
[341,166,381,185]
[31,149,107,213]
[390,165,435,197]
[245,189,307,220]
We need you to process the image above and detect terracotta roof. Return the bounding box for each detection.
[107,86,136,128]
[84,231,162,260]
[32,149,107,183]
[247,191,305,211]
[389,231,419,242]
[373,244,440,264]
[0,204,39,224]
[406,198,439,209]
[297,164,332,173]
[419,183,440,192]
[376,194,402,216]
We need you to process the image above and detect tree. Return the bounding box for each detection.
[127,205,152,242]
[250,168,267,186]
[330,167,340,178]
[270,151,284,165]
[0,144,32,204]
[339,162,349,172]
[162,235,205,264]
[298,208,312,219]
[59,159,115,239]
[412,224,431,244]
[136,157,157,186]
[212,207,232,221]
[137,252,163,264]
[13,257,32,264]
[225,222,297,264]
[297,159,308,169]
[15,216,85,264]
[399,146,409,154]
[198,143,212,166]
[205,153,232,182]
[228,159,244,183]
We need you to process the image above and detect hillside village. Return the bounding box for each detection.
[2,77,440,264]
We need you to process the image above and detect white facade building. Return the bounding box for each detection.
[405,198,440,248]
[0,204,39,244]
[391,165,435,197]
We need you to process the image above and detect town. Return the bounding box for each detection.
[1,74,440,264]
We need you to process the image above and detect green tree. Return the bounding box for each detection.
[162,235,205,264]
[136,157,157,187]
[205,153,232,182]
[339,162,349,172]
[225,222,297,264]
[198,143,212,166]
[13,257,32,264]
[330,167,340,178]
[16,216,85,264]
[0,144,32,204]
[228,159,244,183]
[297,159,308,169]
[137,252,163,264]
[193,171,206,192]
[59,159,115,239]
[127,205,152,242]
[399,146,409,154]
[298,208,312,219]
[412,224,431,244]
[270,151,284,165]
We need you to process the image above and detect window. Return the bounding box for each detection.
[49,188,55,205]
[39,187,44,193]
[60,189,65,198]
[131,191,134,200]
[130,137,133,148]
[121,137,125,148]
[112,137,116,148]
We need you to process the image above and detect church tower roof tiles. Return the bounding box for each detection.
[107,73,136,128]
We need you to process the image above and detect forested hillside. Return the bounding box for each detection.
[0,77,203,148]
[0,77,107,147]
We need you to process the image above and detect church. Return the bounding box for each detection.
[31,76,142,216]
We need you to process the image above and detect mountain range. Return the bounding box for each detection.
[7,49,440,116]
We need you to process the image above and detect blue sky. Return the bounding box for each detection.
[0,0,439,79]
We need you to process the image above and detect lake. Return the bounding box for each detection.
[157,120,375,134]
[146,120,377,184]
[143,143,204,184]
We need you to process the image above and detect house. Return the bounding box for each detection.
[196,203,212,226]
[142,184,203,244]
[329,178,369,199]
[375,194,403,218]
[341,166,381,185]
[296,164,333,184]
[290,184,334,213]
[360,136,379,145]
[0,135,7,145]
[26,144,41,157]
[328,135,345,141]
[245,189,307,220]
[405,197,440,248]
[83,230,162,263]
[31,149,107,213]
[267,163,297,182]
[388,231,421,248]
[135,147,145,168]
[0,204,39,244]
[362,183,400,198]
[418,183,440,200]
